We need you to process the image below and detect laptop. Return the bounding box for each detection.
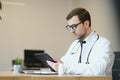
[22,69,58,75]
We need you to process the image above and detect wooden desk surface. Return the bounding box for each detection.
[0,71,112,80]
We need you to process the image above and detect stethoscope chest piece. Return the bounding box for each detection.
[85,61,90,64]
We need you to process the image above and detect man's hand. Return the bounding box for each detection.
[47,59,63,71]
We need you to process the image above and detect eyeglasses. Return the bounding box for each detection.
[66,22,82,31]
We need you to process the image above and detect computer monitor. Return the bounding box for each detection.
[24,49,47,69]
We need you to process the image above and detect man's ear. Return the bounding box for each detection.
[84,20,90,28]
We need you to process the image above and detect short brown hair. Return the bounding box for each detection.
[66,8,91,26]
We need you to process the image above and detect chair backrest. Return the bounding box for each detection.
[112,51,120,80]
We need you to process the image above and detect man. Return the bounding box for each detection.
[47,8,114,75]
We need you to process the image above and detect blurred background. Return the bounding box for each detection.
[0,0,120,71]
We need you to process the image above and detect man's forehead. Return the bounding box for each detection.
[68,16,80,25]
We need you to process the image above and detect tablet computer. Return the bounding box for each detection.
[34,53,56,72]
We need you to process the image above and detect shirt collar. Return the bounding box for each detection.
[84,31,98,43]
[77,31,97,43]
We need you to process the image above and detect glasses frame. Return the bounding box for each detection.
[66,22,82,31]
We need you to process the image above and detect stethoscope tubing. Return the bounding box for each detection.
[71,33,99,64]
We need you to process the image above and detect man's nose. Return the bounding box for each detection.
[70,29,75,33]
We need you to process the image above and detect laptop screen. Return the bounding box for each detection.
[24,49,47,69]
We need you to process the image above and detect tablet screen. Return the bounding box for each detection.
[35,53,56,72]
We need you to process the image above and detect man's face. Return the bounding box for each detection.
[67,16,87,40]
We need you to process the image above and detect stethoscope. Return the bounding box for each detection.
[71,33,99,64]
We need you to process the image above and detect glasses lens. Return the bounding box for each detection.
[71,25,76,30]
[66,25,71,30]
[66,22,82,31]
[66,25,76,31]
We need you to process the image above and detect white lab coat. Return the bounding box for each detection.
[61,31,114,75]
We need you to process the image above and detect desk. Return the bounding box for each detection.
[0,71,112,80]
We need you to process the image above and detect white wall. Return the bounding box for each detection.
[0,0,74,70]
[0,0,119,71]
